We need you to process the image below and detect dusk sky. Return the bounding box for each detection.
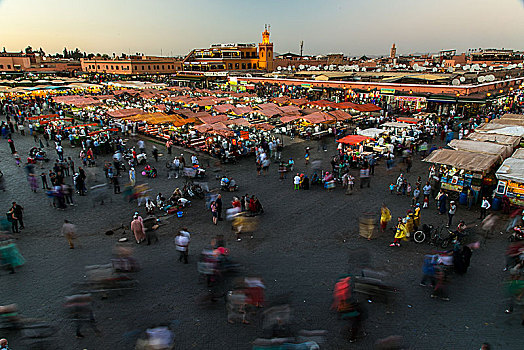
[1,0,523,57]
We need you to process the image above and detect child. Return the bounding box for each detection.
[389,183,395,194]
[406,183,412,196]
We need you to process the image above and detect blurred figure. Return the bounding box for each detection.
[227,289,249,324]
[64,294,101,338]
[62,220,77,249]
[374,335,405,350]
[0,338,9,350]
[380,204,391,233]
[420,255,437,287]
[430,266,449,301]
[244,277,265,308]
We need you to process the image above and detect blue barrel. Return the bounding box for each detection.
[459,192,467,205]
[492,197,501,211]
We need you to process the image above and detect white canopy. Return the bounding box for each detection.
[357,128,385,138]
[381,122,411,129]
[485,126,524,137]
[496,158,524,183]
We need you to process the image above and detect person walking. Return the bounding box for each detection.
[447,201,457,227]
[175,229,190,264]
[210,200,218,225]
[113,175,121,194]
[216,194,223,221]
[480,197,491,220]
[62,220,77,249]
[130,214,146,244]
[10,202,24,230]
[7,138,15,154]
[40,172,50,189]
[6,206,18,233]
[56,144,64,161]
[293,173,301,190]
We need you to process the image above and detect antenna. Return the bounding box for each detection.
[300,41,304,57]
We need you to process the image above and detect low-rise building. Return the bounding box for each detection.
[80,55,182,75]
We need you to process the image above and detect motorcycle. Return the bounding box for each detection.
[508,226,524,242]
[182,183,205,199]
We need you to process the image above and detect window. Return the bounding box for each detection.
[242,63,246,69]
[116,66,119,70]
[148,65,151,70]
[7,65,11,69]
[235,63,239,69]
[111,65,114,70]
[142,65,144,70]
[247,63,251,69]
[105,65,108,69]
[97,65,100,69]
[261,51,264,58]
[162,65,165,70]
[268,50,272,58]
[211,65,216,70]
[0,65,3,69]
[228,63,232,70]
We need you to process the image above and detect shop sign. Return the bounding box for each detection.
[301,83,311,88]
[396,96,426,102]
[380,88,395,94]
[204,72,228,77]
[441,182,463,192]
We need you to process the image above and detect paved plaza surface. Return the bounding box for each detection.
[0,128,522,350]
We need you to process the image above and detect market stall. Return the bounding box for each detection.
[466,132,521,148]
[495,149,524,206]
[424,148,500,198]
[448,139,513,159]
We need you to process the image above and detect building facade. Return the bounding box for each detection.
[182,27,275,72]
[80,56,182,75]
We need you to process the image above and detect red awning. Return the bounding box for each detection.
[337,135,373,145]
[396,117,420,124]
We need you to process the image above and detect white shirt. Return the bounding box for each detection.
[293,175,300,185]
[137,140,145,149]
[175,232,190,251]
[481,199,491,209]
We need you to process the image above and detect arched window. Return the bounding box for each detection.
[261,51,264,58]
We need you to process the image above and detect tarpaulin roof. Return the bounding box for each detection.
[230,106,253,115]
[423,149,499,174]
[328,110,352,121]
[253,123,275,131]
[107,108,146,118]
[278,105,301,114]
[226,118,252,127]
[466,132,521,148]
[511,148,524,160]
[213,104,235,114]
[448,139,512,158]
[257,107,281,118]
[337,134,373,145]
[280,114,304,123]
[496,157,524,183]
[302,111,334,124]
[197,114,229,125]
[396,117,420,124]
[484,126,524,137]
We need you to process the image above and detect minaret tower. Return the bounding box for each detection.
[258,24,274,71]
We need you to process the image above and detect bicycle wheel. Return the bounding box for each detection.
[413,230,425,243]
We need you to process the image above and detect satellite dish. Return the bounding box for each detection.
[460,77,466,82]
[463,65,470,70]
[277,66,282,71]
[452,79,460,85]
[455,64,461,68]
[413,63,419,69]
[376,68,381,72]
[432,67,437,72]
[299,65,304,70]
[518,63,523,68]
[478,76,486,83]
[362,67,367,72]
[482,63,487,68]
[489,66,494,71]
